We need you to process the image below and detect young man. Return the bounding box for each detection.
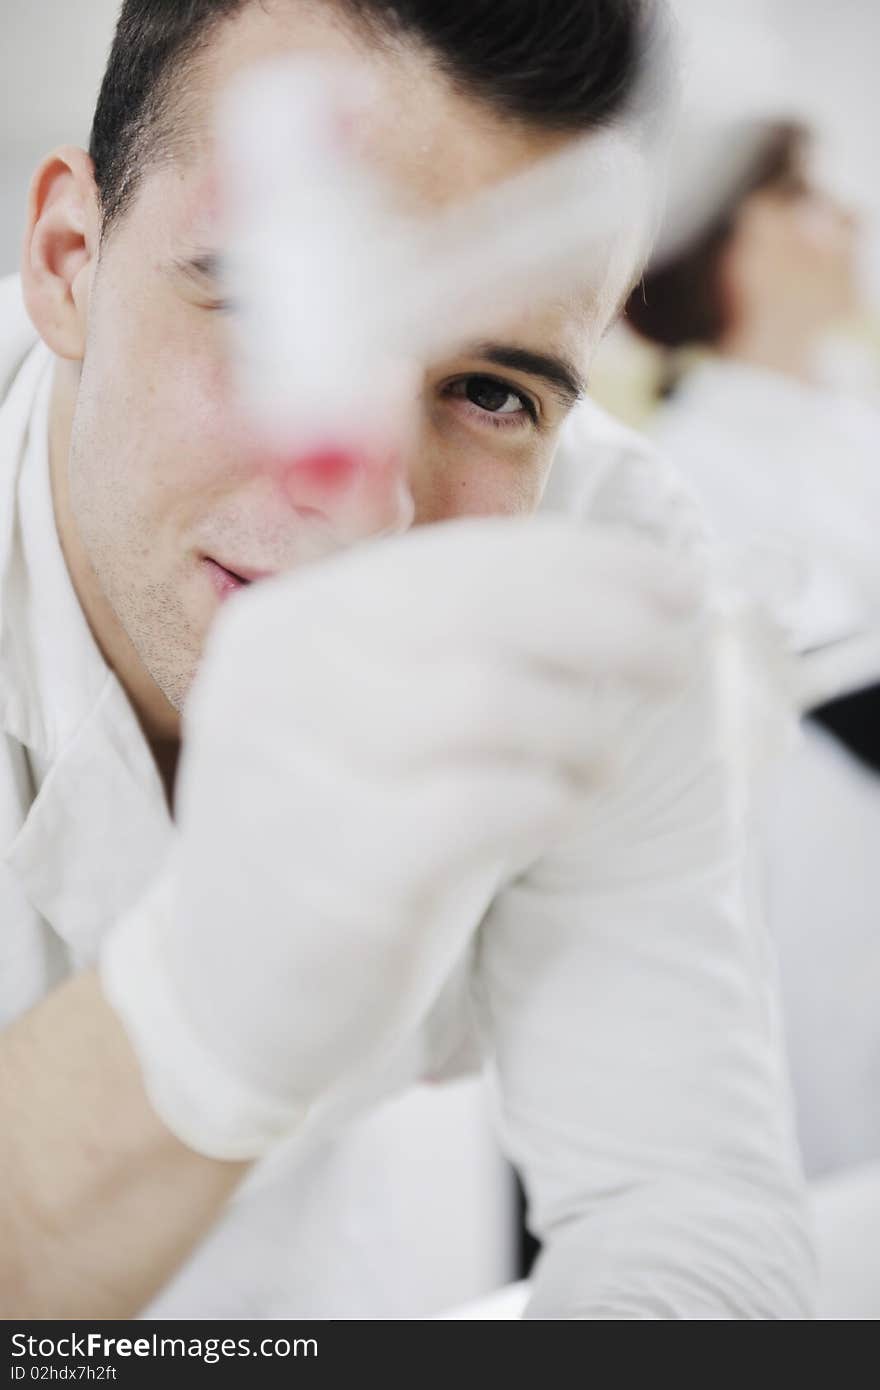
[0,0,812,1318]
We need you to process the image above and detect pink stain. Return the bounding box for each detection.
[254,439,406,539]
[269,445,367,525]
[294,447,363,492]
[252,444,364,497]
[266,443,401,500]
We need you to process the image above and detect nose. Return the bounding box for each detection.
[273,440,415,542]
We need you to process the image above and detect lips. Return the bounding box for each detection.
[217,561,275,584]
[202,557,271,601]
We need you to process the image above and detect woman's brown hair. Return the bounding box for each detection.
[626,121,809,350]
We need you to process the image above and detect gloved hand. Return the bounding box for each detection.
[100,515,703,1159]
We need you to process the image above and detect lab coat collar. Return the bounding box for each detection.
[0,276,172,961]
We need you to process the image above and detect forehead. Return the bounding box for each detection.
[190,1,571,208]
[124,0,644,349]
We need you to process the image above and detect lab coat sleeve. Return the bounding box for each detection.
[475,631,816,1319]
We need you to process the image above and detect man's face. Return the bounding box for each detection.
[66,1,639,714]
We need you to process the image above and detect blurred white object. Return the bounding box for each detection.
[646,359,880,1178]
[216,61,409,462]
[650,361,880,699]
[216,55,652,552]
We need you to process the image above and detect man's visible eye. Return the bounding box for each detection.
[443,374,537,427]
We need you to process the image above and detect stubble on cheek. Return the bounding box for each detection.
[66,387,212,713]
[63,215,249,711]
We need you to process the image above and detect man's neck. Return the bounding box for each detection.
[48,362,181,789]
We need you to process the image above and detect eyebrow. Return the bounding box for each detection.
[174,251,222,285]
[468,342,586,408]
[171,259,588,408]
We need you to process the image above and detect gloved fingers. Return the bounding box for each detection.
[394,761,592,885]
[194,515,705,690]
[311,656,641,778]
[333,520,705,651]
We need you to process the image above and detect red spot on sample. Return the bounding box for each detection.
[294,448,363,491]
[255,440,405,536]
[255,445,364,497]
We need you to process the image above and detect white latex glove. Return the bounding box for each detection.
[100,516,703,1159]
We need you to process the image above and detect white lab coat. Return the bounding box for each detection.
[0,277,813,1318]
[649,357,880,1177]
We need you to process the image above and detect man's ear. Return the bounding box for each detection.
[21,146,102,362]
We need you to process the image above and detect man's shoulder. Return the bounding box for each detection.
[544,396,707,558]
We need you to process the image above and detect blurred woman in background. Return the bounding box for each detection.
[627,121,880,1182]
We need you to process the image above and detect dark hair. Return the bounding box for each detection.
[89,0,664,231]
[625,120,808,351]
